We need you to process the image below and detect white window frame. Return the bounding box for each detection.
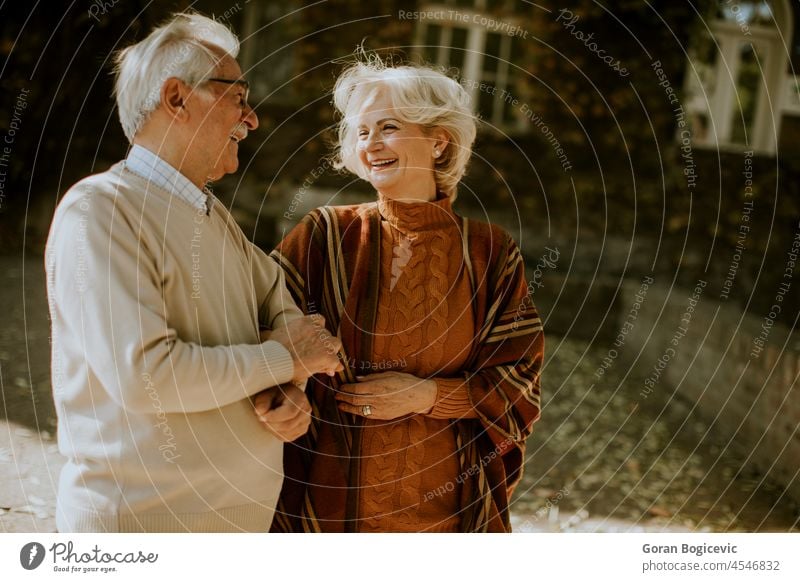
[683,0,794,154]
[415,2,527,132]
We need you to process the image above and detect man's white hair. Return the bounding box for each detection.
[113,12,240,142]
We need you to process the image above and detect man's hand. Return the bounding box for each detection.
[268,315,343,383]
[336,372,437,420]
[254,384,312,442]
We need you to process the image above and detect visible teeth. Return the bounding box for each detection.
[371,159,396,167]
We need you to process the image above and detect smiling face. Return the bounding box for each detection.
[189,54,258,183]
[355,89,444,202]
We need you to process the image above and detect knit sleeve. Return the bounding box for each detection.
[48,188,295,414]
[428,378,479,419]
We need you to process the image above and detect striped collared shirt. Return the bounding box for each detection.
[125,144,212,213]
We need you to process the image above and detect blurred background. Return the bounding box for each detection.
[0,0,798,532]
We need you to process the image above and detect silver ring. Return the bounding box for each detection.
[362,405,372,417]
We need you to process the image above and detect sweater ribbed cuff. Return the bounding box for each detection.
[428,377,479,419]
[257,340,295,388]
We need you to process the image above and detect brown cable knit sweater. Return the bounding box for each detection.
[358,195,478,532]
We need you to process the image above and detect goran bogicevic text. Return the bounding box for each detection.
[643,543,738,558]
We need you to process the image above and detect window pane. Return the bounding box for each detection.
[696,38,720,95]
[717,0,773,27]
[502,37,521,125]
[683,36,719,144]
[478,86,496,124]
[449,27,468,72]
[483,32,502,74]
[424,24,443,64]
[503,96,517,126]
[787,76,800,109]
[730,42,762,144]
[688,111,711,143]
[510,35,523,63]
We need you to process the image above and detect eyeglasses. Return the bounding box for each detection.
[205,77,251,110]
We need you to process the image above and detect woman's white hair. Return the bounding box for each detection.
[113,12,239,142]
[332,54,477,198]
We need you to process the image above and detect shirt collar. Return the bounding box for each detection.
[125,144,212,213]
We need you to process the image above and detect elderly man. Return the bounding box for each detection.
[44,12,341,532]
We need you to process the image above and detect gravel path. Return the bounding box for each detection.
[0,422,61,532]
[512,336,799,532]
[1,253,797,533]
[1,251,60,532]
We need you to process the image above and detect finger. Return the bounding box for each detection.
[326,337,343,352]
[357,372,396,381]
[286,397,312,416]
[325,363,344,377]
[287,416,312,439]
[338,382,377,396]
[253,393,276,415]
[274,401,309,422]
[285,394,312,416]
[281,426,310,443]
[257,397,285,417]
[263,402,305,423]
[353,375,386,386]
[274,414,311,439]
[264,413,307,433]
[283,388,311,410]
[264,425,305,443]
[254,399,269,416]
[263,410,309,434]
[325,364,344,376]
[334,391,367,406]
[336,401,371,417]
[290,395,312,412]
[276,430,302,443]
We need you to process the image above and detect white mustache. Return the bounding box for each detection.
[230,123,247,141]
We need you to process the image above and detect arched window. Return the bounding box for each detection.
[683,0,795,153]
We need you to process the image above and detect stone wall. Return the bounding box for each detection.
[615,278,799,502]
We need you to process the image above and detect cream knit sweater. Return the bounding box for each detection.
[45,161,300,532]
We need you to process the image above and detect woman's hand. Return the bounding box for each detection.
[336,372,437,420]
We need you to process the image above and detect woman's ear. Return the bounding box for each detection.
[431,128,450,160]
[160,77,190,121]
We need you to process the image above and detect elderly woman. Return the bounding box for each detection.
[266,57,544,532]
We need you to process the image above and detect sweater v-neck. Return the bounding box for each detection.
[118,162,216,217]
